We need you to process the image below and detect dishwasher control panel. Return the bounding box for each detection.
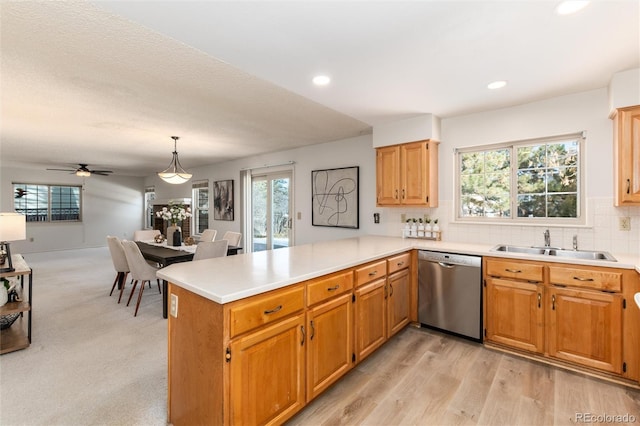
[418,250,481,267]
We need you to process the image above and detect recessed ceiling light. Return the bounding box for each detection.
[312,75,331,86]
[555,1,590,15]
[487,80,507,90]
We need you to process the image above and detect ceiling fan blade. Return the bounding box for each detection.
[46,168,75,172]
[90,170,113,174]
[92,172,112,176]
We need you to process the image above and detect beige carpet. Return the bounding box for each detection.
[0,247,168,426]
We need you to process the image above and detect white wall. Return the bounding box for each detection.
[1,166,145,253]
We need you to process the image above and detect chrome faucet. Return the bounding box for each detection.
[544,229,550,247]
[573,234,578,251]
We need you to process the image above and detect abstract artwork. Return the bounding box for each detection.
[213,180,234,221]
[311,166,359,228]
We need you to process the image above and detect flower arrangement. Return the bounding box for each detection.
[156,202,192,225]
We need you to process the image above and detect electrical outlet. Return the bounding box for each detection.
[401,213,406,223]
[424,214,429,222]
[170,293,178,317]
[619,217,631,231]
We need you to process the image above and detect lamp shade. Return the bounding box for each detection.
[0,213,26,241]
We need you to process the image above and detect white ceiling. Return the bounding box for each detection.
[1,1,638,177]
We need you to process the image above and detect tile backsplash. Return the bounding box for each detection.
[378,198,640,256]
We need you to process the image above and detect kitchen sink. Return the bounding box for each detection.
[490,245,617,262]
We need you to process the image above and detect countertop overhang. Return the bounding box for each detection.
[157,235,640,305]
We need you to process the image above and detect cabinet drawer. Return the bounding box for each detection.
[307,270,354,306]
[229,285,305,338]
[354,260,387,287]
[549,266,622,292]
[387,252,411,275]
[485,259,543,282]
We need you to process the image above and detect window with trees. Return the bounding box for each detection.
[13,183,82,222]
[192,181,209,235]
[456,133,584,223]
[144,186,155,229]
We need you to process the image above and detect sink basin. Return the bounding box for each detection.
[490,245,617,262]
[546,249,617,261]
[491,245,546,255]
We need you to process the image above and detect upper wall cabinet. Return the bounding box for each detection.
[613,105,640,206]
[376,140,439,207]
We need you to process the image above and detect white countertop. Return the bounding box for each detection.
[157,235,640,305]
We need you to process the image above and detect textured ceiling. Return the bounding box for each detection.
[1,1,638,177]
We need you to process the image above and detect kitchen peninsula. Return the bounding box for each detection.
[158,235,640,426]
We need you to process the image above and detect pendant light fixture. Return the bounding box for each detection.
[158,136,192,184]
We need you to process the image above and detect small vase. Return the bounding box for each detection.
[0,286,7,307]
[167,224,181,246]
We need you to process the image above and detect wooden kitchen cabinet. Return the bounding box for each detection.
[547,286,622,374]
[229,314,306,425]
[484,257,638,381]
[485,277,544,354]
[613,105,640,205]
[376,140,439,207]
[354,277,387,362]
[387,253,411,338]
[306,293,353,401]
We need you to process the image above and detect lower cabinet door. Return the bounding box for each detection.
[306,293,353,401]
[355,278,387,362]
[230,314,306,425]
[485,277,544,353]
[548,287,623,374]
[387,268,410,337]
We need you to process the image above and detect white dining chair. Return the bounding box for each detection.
[121,240,161,317]
[221,231,242,247]
[199,229,217,242]
[133,229,160,241]
[193,240,229,261]
[106,236,130,303]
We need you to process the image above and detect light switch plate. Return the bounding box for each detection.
[170,293,178,317]
[619,217,631,231]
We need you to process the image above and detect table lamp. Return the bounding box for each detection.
[0,213,26,273]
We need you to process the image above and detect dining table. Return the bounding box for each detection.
[135,241,242,318]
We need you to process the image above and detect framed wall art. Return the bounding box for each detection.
[311,166,359,229]
[213,179,234,221]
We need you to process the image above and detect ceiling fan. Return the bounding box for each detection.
[46,163,113,177]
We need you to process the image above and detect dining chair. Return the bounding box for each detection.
[121,240,161,317]
[193,240,229,261]
[221,231,242,247]
[199,229,217,242]
[106,236,130,303]
[133,229,160,242]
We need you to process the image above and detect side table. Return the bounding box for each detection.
[0,255,32,354]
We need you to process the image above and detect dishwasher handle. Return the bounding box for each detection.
[437,262,456,269]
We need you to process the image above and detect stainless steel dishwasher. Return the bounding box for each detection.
[418,251,482,342]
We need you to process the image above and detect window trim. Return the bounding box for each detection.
[191,180,209,236]
[454,132,586,226]
[13,182,83,223]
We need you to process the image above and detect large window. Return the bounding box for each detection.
[13,183,82,222]
[192,181,209,235]
[144,186,155,229]
[456,133,584,224]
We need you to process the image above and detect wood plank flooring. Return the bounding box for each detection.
[287,326,640,426]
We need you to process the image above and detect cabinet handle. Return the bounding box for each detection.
[537,293,541,308]
[397,261,405,267]
[389,283,394,297]
[402,189,405,199]
[327,285,340,291]
[300,325,305,346]
[627,178,631,194]
[310,320,315,340]
[264,305,282,315]
[572,276,594,282]
[505,268,522,273]
[395,189,398,199]
[552,295,556,310]
[369,271,378,276]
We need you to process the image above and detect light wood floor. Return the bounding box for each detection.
[288,326,640,426]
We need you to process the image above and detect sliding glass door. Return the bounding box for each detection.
[252,172,292,252]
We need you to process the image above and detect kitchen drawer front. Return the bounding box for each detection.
[549,266,622,292]
[354,260,387,287]
[229,285,305,338]
[307,270,354,306]
[485,259,543,282]
[387,252,411,275]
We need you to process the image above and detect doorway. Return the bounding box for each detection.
[251,172,292,252]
